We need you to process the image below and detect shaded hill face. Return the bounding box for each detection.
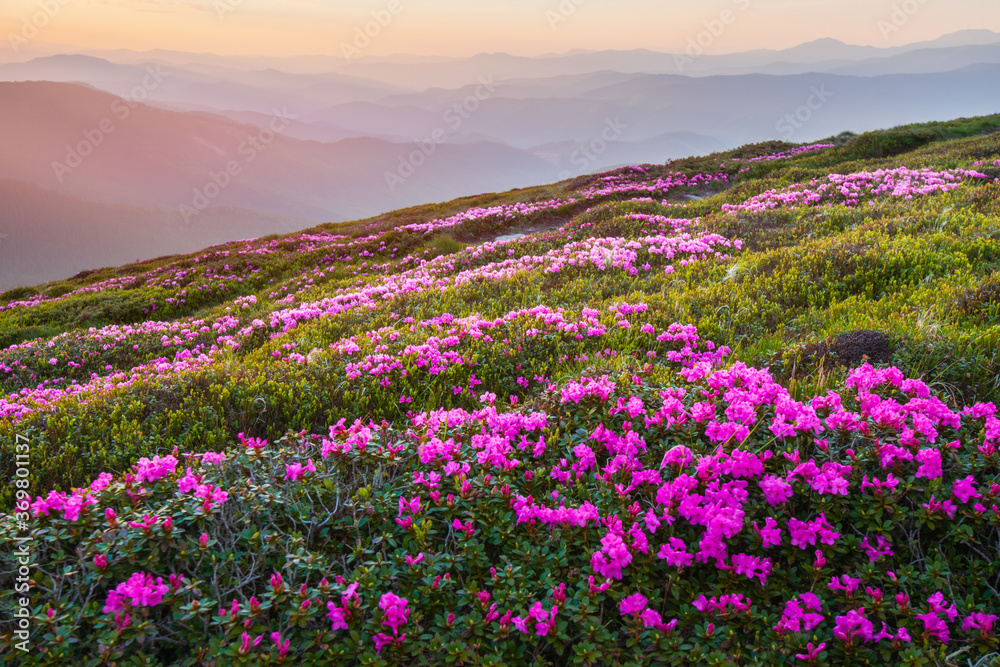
[0,81,557,223]
[0,179,314,290]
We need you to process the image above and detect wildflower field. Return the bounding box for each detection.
[2,116,1000,665]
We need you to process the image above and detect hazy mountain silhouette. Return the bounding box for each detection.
[4,30,1000,291]
[0,179,313,290]
[0,81,557,221]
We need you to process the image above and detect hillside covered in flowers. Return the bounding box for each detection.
[2,116,1000,665]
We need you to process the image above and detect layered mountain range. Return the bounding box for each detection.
[1,29,999,289]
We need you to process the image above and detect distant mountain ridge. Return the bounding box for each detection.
[2,29,1000,290]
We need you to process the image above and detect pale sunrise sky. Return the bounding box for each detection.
[2,0,1000,58]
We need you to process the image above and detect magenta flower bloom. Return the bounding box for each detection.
[952,475,982,503]
[284,459,316,482]
[731,553,772,585]
[962,613,997,635]
[833,608,874,645]
[590,531,632,580]
[327,602,349,631]
[915,448,942,479]
[657,537,694,568]
[775,595,825,634]
[270,632,289,657]
[794,641,826,662]
[379,592,410,636]
[753,517,782,548]
[102,572,169,614]
[619,592,648,617]
[915,612,951,643]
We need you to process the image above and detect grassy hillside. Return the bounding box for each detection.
[1,116,999,665]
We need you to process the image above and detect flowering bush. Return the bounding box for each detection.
[3,326,1000,664]
[2,118,1000,664]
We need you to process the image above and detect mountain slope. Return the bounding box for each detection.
[0,115,999,665]
[0,179,313,290]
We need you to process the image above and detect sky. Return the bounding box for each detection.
[2,0,1000,58]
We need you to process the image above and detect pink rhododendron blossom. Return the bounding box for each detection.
[619,592,648,617]
[833,608,874,645]
[379,593,410,636]
[915,448,942,480]
[102,572,169,614]
[952,475,981,503]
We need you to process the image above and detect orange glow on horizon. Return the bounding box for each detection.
[1,0,998,59]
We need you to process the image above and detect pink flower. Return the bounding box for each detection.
[640,608,664,628]
[922,494,957,518]
[775,595,824,634]
[915,448,942,479]
[731,553,772,585]
[753,517,782,548]
[828,575,862,595]
[789,514,840,549]
[379,592,410,635]
[591,531,632,580]
[952,475,981,503]
[134,454,178,484]
[239,432,268,451]
[927,591,958,621]
[915,612,951,643]
[284,459,317,482]
[102,572,169,614]
[859,535,894,562]
[373,632,403,654]
[962,613,997,635]
[327,602,349,631]
[657,537,693,568]
[270,632,290,657]
[833,608,874,645]
[619,592,648,617]
[794,642,826,662]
